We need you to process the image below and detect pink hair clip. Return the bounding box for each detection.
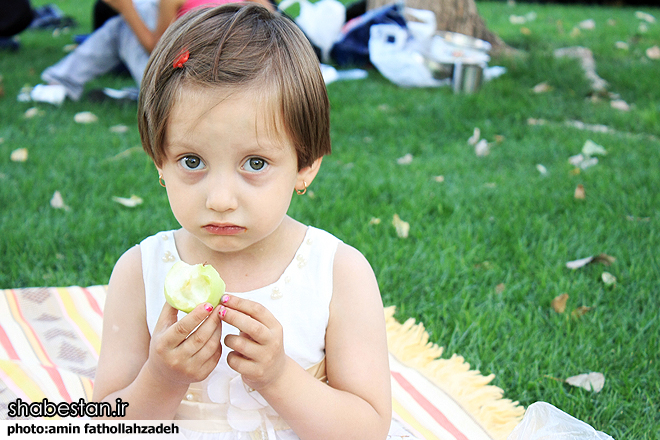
[173,50,190,69]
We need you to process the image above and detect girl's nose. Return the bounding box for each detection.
[205,173,239,212]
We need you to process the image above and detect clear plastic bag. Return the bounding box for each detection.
[508,402,615,440]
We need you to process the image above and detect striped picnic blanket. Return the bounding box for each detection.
[0,286,524,439]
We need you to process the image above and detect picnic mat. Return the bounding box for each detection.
[0,286,524,439]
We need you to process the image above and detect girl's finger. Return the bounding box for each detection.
[219,304,271,345]
[224,333,260,360]
[220,295,279,329]
[181,305,223,357]
[226,349,258,376]
[164,302,216,347]
[190,316,224,359]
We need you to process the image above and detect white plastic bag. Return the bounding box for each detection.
[508,402,615,440]
[279,0,345,62]
[368,23,447,88]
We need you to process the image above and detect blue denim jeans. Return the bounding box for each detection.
[41,0,158,100]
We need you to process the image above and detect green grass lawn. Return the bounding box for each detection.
[1,0,659,436]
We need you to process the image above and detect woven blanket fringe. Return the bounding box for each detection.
[384,306,525,440]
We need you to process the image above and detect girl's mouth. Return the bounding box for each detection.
[203,224,247,236]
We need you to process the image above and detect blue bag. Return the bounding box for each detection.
[330,3,406,67]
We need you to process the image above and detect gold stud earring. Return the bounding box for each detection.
[159,174,166,188]
[296,181,308,195]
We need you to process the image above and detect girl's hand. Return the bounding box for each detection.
[146,302,223,386]
[219,295,286,391]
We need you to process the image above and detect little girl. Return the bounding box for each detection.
[93,4,393,439]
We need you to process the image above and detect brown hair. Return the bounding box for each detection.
[138,4,330,169]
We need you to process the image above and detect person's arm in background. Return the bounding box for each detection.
[102,0,183,53]
[103,0,276,54]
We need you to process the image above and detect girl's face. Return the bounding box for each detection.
[159,86,318,256]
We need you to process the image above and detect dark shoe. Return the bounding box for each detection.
[87,87,138,104]
[30,4,77,30]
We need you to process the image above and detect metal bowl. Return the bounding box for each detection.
[435,31,492,53]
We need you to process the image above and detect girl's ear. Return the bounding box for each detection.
[296,157,323,192]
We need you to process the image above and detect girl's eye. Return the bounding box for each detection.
[179,155,205,170]
[244,157,268,172]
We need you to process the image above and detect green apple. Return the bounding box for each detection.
[164,261,225,313]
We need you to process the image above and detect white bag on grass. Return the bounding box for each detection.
[279,0,345,62]
[368,23,447,88]
[508,402,615,440]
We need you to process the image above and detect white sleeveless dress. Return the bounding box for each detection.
[140,227,416,440]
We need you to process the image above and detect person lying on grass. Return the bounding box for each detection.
[92,4,397,439]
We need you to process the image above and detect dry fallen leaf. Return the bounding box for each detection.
[574,184,586,199]
[495,283,506,294]
[467,127,480,146]
[10,148,28,162]
[551,293,569,313]
[475,139,490,156]
[626,215,650,222]
[569,154,598,170]
[582,140,607,157]
[566,253,615,270]
[527,118,547,126]
[570,27,581,37]
[579,19,596,30]
[112,195,143,208]
[635,11,656,23]
[615,41,629,50]
[392,214,410,238]
[532,82,552,93]
[565,372,605,392]
[569,154,584,166]
[74,111,98,124]
[610,99,630,111]
[593,253,616,265]
[571,305,593,319]
[646,45,660,60]
[24,107,41,118]
[520,27,532,35]
[50,190,70,211]
[109,124,129,134]
[566,256,594,269]
[601,272,617,286]
[397,153,413,165]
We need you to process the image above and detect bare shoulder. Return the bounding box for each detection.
[107,245,146,306]
[93,245,150,401]
[331,242,381,307]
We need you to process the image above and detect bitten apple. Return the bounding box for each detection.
[164,261,225,313]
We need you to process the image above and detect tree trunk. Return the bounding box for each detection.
[367,0,510,55]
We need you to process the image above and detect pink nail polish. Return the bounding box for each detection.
[221,294,230,304]
[204,303,213,312]
[219,306,227,318]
